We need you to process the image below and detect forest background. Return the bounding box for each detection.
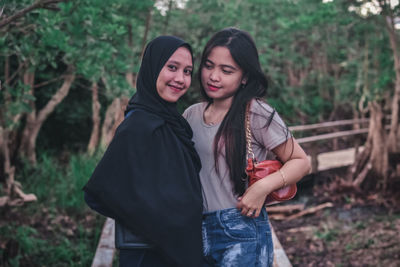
[1,0,400,266]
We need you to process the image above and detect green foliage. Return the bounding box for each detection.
[19,152,101,211]
[315,227,339,242]
[0,152,104,266]
[2,0,398,155]
[0,222,102,266]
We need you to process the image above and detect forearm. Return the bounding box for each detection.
[258,157,310,196]
[260,137,311,195]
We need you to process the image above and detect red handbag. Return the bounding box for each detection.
[244,103,297,205]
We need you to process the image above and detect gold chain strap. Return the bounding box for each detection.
[245,102,255,159]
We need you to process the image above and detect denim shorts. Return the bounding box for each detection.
[202,208,273,267]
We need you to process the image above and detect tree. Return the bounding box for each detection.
[0,0,155,204]
[346,0,400,191]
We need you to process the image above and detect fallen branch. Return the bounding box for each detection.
[286,226,316,233]
[0,182,37,207]
[266,204,305,214]
[13,183,37,203]
[268,214,287,220]
[286,202,334,221]
[353,160,372,188]
[0,196,8,206]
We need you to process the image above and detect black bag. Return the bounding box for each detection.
[115,221,154,249]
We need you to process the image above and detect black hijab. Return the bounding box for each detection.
[125,36,201,171]
[84,36,204,266]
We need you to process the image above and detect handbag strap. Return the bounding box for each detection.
[245,102,255,160]
[245,102,258,176]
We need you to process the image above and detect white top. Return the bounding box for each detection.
[183,99,290,212]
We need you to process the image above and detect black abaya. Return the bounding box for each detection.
[84,36,204,267]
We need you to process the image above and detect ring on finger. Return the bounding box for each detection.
[247,210,254,216]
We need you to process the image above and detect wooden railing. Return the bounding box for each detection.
[291,118,370,144]
[289,117,391,173]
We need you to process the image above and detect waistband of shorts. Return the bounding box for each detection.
[202,207,268,221]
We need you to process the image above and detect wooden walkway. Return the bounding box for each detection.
[91,218,115,267]
[91,218,293,267]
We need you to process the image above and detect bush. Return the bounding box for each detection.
[1,152,105,266]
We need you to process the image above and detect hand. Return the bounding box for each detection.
[236,179,270,218]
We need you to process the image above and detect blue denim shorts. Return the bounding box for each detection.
[202,208,273,267]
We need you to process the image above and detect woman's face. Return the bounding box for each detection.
[156,46,193,103]
[201,46,246,102]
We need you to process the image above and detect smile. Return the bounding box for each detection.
[207,83,221,91]
[168,84,184,92]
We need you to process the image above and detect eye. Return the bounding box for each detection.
[184,68,193,76]
[167,64,178,71]
[203,62,213,70]
[222,68,233,74]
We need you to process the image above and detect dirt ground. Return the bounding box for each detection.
[271,172,400,267]
[2,168,400,267]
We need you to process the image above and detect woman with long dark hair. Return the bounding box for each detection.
[84,36,206,267]
[184,28,311,266]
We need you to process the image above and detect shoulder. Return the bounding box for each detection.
[183,102,207,120]
[249,98,287,129]
[249,98,275,118]
[117,109,166,138]
[248,99,291,149]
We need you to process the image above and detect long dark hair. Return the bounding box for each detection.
[198,28,270,195]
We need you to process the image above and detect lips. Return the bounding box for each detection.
[207,83,221,91]
[168,84,184,92]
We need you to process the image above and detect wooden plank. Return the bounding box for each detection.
[296,128,369,144]
[289,116,390,132]
[317,147,364,171]
[271,224,292,267]
[289,118,370,132]
[91,217,115,267]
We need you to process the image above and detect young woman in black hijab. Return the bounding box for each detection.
[83,36,205,266]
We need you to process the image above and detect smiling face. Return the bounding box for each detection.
[156,46,193,103]
[201,46,246,103]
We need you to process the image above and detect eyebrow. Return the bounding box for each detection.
[167,60,193,68]
[205,59,237,70]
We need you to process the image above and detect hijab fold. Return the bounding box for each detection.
[84,36,204,267]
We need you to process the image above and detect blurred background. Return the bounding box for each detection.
[1,0,399,266]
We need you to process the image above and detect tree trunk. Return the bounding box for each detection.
[369,102,389,182]
[19,68,75,164]
[351,101,389,190]
[385,15,400,153]
[286,61,300,87]
[19,69,36,163]
[87,82,101,155]
[100,97,129,148]
[140,8,153,60]
[1,128,15,196]
[125,72,136,88]
[125,23,136,88]
[162,0,173,34]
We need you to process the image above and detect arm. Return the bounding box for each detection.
[237,137,311,217]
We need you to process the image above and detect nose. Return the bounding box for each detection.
[174,70,185,84]
[209,69,219,82]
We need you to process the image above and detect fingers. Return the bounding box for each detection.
[237,196,262,217]
[238,206,260,217]
[246,209,255,217]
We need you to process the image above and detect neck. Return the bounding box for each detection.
[211,96,233,112]
[203,97,234,126]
